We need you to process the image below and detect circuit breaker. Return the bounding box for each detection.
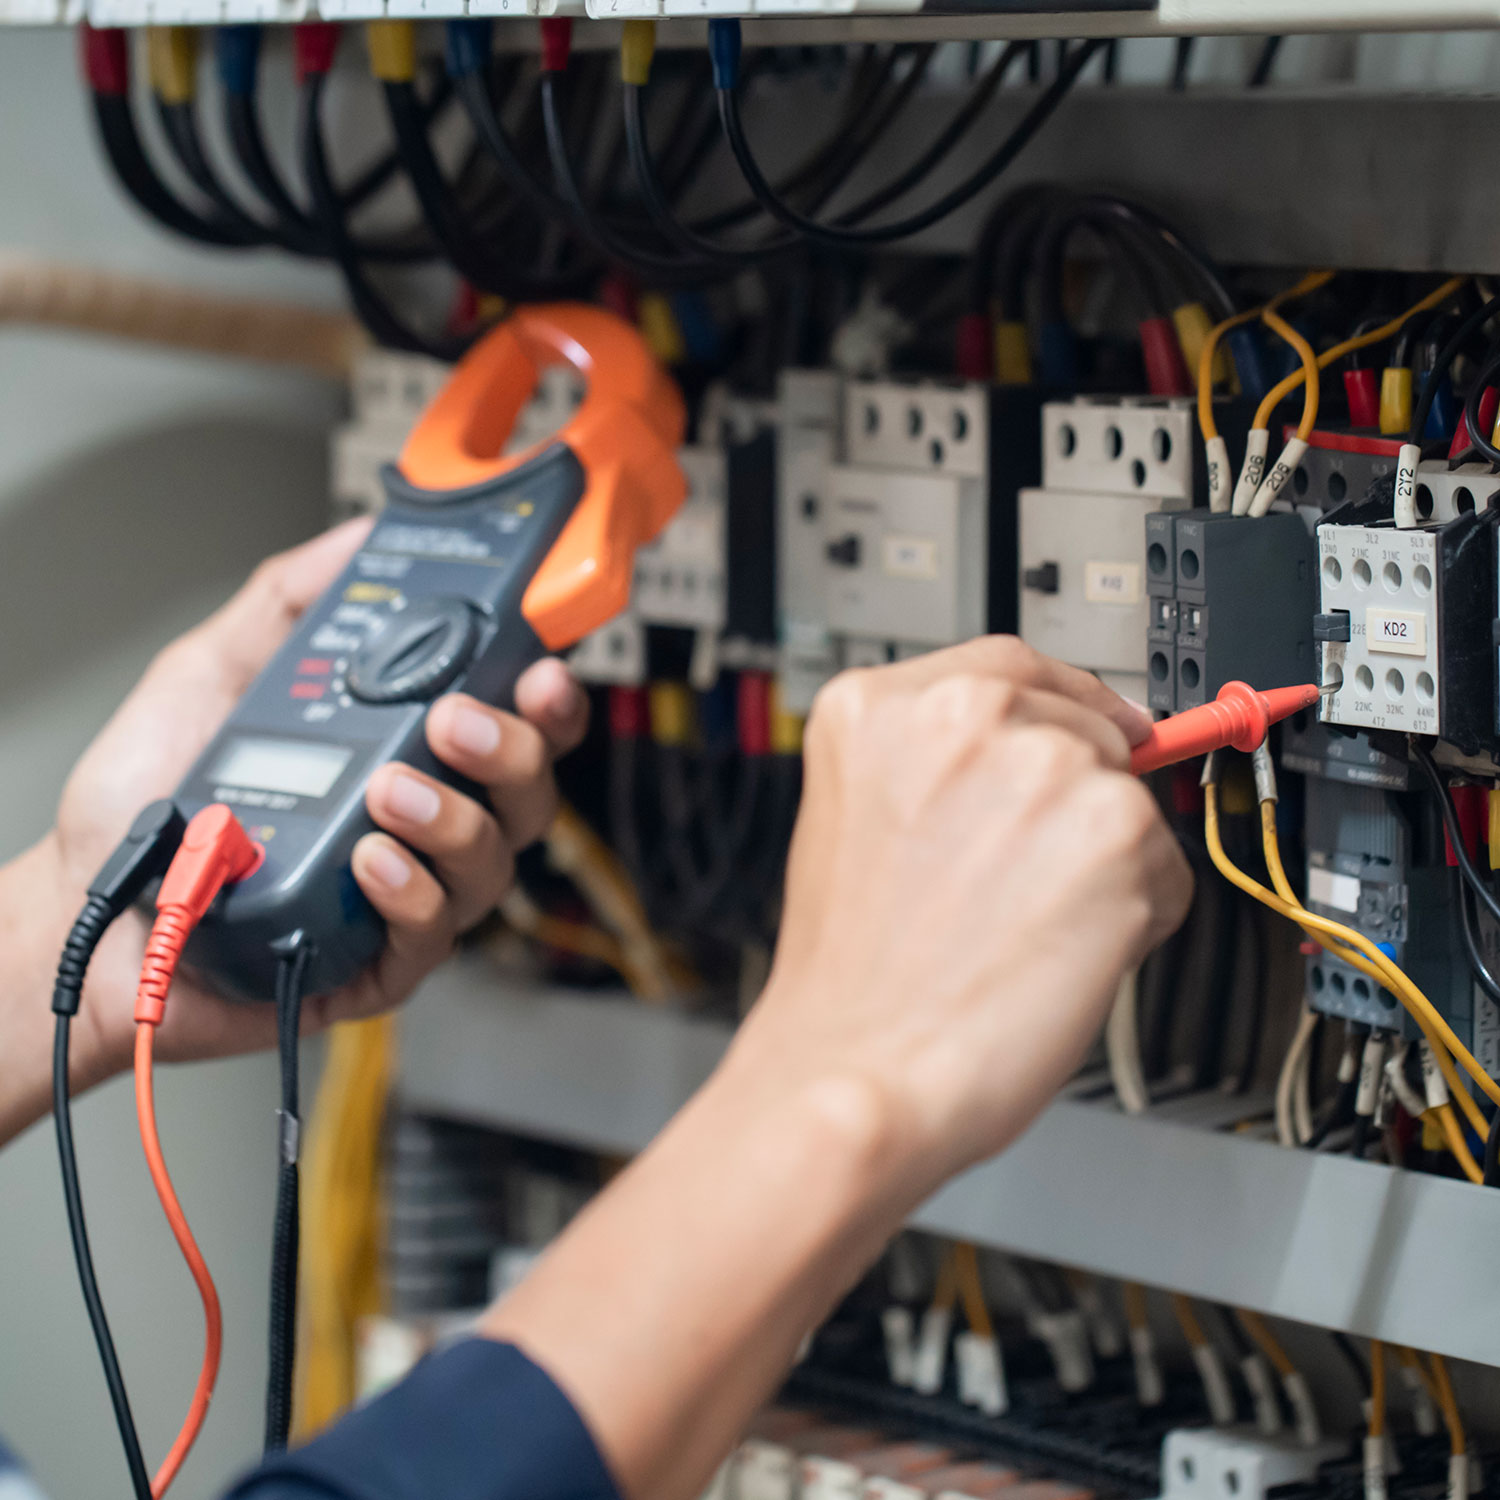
[632,446,728,633]
[1146,510,1317,714]
[822,465,987,648]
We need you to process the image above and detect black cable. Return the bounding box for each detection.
[155,97,276,245]
[541,71,709,279]
[713,38,1103,249]
[1332,1332,1371,1396]
[1411,741,1500,931]
[1460,344,1500,468]
[1087,195,1238,319]
[265,938,313,1454]
[1408,293,1500,447]
[1248,36,1282,87]
[54,910,151,1500]
[91,93,250,247]
[1171,37,1196,90]
[1101,39,1120,83]
[381,77,590,300]
[299,72,468,359]
[1452,868,1500,1006]
[52,800,185,1500]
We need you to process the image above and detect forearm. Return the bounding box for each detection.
[0,835,84,1146]
[480,1015,928,1500]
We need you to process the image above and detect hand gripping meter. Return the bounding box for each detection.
[171,304,685,1000]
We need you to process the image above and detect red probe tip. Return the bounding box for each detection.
[1129,681,1321,776]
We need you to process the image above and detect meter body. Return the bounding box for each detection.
[169,305,685,999]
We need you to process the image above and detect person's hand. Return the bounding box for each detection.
[732,636,1193,1192]
[39,518,588,1087]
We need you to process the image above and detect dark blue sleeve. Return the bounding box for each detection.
[225,1338,621,1500]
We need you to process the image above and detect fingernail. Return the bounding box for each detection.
[450,703,500,756]
[387,773,441,824]
[366,845,411,889]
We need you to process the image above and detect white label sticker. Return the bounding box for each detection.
[1308,867,1361,914]
[1084,561,1142,606]
[1365,608,1428,657]
[882,535,939,581]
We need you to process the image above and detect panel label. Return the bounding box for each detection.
[1364,608,1427,656]
[1308,866,1361,913]
[1084,561,1142,606]
[882,535,939,580]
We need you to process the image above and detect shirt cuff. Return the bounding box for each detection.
[227,1338,621,1500]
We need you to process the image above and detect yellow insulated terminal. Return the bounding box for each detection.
[649,682,694,748]
[769,681,805,756]
[637,293,686,366]
[992,320,1032,385]
[1379,366,1413,436]
[620,19,656,85]
[366,20,418,84]
[1173,302,1231,389]
[147,26,198,105]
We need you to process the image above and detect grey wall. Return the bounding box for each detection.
[0,27,347,1498]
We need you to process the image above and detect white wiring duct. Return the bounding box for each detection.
[0,251,364,376]
[1106,968,1150,1115]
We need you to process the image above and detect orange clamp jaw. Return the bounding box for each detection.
[1129,681,1323,776]
[396,303,686,650]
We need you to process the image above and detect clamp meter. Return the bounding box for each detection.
[171,304,685,1000]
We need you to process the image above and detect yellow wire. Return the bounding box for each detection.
[1208,785,1500,1124]
[1256,800,1491,1143]
[1196,271,1334,444]
[1434,1103,1485,1185]
[1253,277,1467,440]
[930,1247,958,1315]
[951,1242,995,1339]
[1171,1293,1208,1349]
[1123,1281,1149,1331]
[1236,1308,1297,1379]
[1369,1340,1387,1438]
[1258,306,1323,441]
[1427,1352,1467,1458]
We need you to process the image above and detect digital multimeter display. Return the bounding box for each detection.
[210,737,354,800]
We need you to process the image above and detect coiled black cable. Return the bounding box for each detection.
[264,939,313,1453]
[155,96,277,245]
[1408,293,1500,448]
[299,71,468,359]
[91,92,251,247]
[713,37,1103,249]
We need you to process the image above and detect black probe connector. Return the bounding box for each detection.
[53,799,186,1500]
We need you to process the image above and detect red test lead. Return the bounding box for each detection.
[1129,681,1324,777]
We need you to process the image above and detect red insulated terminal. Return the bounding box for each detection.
[80,24,130,95]
[293,22,340,82]
[1450,386,1499,460]
[1444,785,1487,867]
[1343,368,1380,430]
[539,17,572,72]
[1130,681,1323,776]
[1139,316,1192,398]
[737,671,772,757]
[608,684,649,740]
[955,312,992,381]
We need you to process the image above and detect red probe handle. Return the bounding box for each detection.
[1129,681,1322,776]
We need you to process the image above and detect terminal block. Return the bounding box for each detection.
[1284,427,1402,513]
[1145,510,1317,714]
[1316,510,1496,755]
[632,447,727,633]
[1041,396,1197,502]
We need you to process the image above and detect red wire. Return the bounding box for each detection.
[135,1020,222,1498]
